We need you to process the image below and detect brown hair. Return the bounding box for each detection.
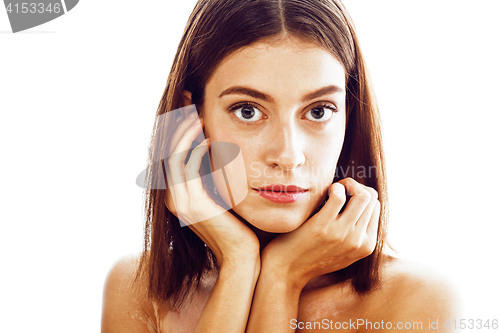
[137,0,389,309]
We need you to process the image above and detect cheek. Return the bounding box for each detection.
[308,132,345,190]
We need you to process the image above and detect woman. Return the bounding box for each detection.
[102,0,459,331]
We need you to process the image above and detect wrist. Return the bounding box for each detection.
[257,260,304,304]
[260,249,309,291]
[219,254,261,283]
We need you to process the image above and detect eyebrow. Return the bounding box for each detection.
[218,85,345,103]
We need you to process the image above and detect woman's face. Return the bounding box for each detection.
[199,36,346,233]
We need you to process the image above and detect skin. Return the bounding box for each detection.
[101,36,461,332]
[200,35,347,234]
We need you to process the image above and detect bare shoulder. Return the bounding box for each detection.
[101,253,158,333]
[375,256,462,326]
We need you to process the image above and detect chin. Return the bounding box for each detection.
[233,204,310,233]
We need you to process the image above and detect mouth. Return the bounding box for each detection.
[253,184,308,203]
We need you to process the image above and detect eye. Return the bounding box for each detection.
[230,103,265,123]
[304,104,337,122]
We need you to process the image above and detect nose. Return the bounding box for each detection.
[265,121,306,170]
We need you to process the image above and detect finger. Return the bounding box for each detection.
[167,119,204,190]
[166,121,205,223]
[184,138,210,184]
[366,199,380,241]
[353,186,378,230]
[164,111,200,205]
[337,178,371,226]
[184,139,219,217]
[168,112,201,156]
[320,183,346,219]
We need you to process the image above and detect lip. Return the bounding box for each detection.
[256,184,308,192]
[254,184,308,203]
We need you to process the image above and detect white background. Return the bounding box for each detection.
[1,0,498,332]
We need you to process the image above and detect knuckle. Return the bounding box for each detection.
[360,241,375,256]
[347,239,362,253]
[311,223,329,239]
[330,232,345,245]
[342,177,356,187]
[338,177,354,186]
[358,191,371,205]
[320,225,342,242]
[366,187,378,200]
[329,188,346,204]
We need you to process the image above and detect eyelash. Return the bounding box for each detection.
[228,102,338,124]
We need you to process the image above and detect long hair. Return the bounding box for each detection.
[136,0,389,309]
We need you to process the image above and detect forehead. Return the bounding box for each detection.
[206,37,346,99]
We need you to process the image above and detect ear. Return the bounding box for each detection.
[181,90,203,122]
[181,90,193,107]
[181,90,206,142]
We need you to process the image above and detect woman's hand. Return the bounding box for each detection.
[165,112,260,268]
[261,177,380,289]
